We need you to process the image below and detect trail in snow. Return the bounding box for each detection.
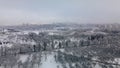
[40,52,62,68]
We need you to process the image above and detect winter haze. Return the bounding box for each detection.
[0,1,120,68]
[0,0,120,25]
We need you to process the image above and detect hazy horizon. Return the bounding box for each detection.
[0,0,120,25]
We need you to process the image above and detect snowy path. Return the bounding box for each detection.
[40,52,62,68]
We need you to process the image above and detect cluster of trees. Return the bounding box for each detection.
[55,51,116,68]
[0,31,112,55]
[1,29,120,59]
[0,52,42,68]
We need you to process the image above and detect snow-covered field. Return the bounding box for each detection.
[40,52,62,68]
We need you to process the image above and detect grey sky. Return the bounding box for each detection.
[0,0,120,25]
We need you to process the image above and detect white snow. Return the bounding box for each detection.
[18,54,29,63]
[40,52,62,68]
[94,63,102,68]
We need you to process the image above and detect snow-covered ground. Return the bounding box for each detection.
[0,51,119,68]
[18,54,29,63]
[40,52,62,68]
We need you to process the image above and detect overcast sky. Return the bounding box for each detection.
[0,0,120,25]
